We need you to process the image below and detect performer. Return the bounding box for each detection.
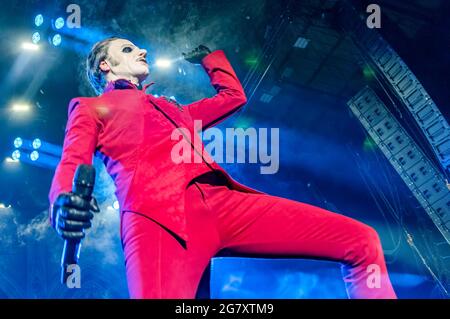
[49,37,397,299]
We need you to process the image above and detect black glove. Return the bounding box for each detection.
[52,192,100,240]
[182,45,212,64]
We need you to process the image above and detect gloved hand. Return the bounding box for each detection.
[51,192,100,240]
[182,45,212,64]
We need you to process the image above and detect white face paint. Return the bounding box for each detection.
[102,38,149,85]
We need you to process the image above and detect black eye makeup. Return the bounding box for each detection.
[122,46,133,53]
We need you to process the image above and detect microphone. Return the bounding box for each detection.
[61,164,96,285]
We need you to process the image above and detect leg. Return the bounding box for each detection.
[197,183,397,299]
[121,183,221,298]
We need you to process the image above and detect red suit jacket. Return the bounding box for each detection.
[49,50,259,241]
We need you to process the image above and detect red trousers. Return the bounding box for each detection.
[121,173,397,299]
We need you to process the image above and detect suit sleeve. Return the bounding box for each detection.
[48,98,101,224]
[184,50,247,130]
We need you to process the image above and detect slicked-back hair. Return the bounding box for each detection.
[86,37,121,95]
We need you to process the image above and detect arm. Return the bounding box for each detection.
[184,50,247,130]
[48,98,101,226]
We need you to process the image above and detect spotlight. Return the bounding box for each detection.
[32,32,41,44]
[113,200,120,210]
[11,150,21,161]
[11,102,31,112]
[30,151,39,161]
[155,58,172,68]
[34,14,44,27]
[22,42,39,51]
[32,138,42,149]
[54,17,65,30]
[29,139,62,157]
[14,137,23,148]
[51,34,62,47]
[5,157,19,164]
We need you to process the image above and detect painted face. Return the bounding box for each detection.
[103,39,149,84]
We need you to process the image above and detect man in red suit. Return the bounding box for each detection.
[49,37,397,298]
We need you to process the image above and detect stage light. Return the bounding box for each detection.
[30,151,39,161]
[11,102,31,112]
[30,139,62,156]
[5,157,19,164]
[245,56,259,67]
[51,34,62,46]
[155,58,172,68]
[14,137,23,148]
[363,136,377,152]
[363,66,375,79]
[32,138,42,149]
[54,17,65,30]
[21,151,59,169]
[22,42,39,51]
[177,67,186,76]
[34,14,44,27]
[32,32,41,44]
[169,96,176,101]
[113,200,119,210]
[11,150,21,161]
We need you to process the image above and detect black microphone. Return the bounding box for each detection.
[61,164,96,285]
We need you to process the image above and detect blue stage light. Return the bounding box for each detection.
[54,17,65,30]
[32,32,41,44]
[51,34,62,46]
[34,14,44,27]
[12,150,21,161]
[30,151,39,161]
[14,137,23,148]
[32,138,42,149]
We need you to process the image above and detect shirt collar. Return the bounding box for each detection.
[103,79,155,93]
